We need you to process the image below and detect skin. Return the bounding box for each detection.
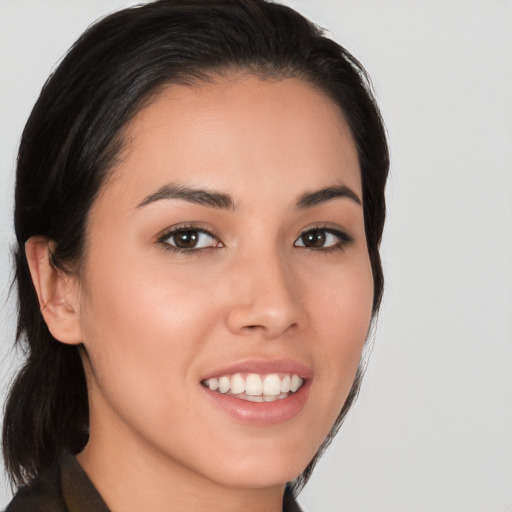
[27,75,374,512]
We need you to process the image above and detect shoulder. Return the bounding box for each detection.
[5,463,67,512]
[5,451,109,512]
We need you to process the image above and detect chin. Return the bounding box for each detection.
[196,441,316,490]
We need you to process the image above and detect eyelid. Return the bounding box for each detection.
[155,220,220,239]
[294,225,354,250]
[155,223,223,252]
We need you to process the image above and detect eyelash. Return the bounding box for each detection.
[294,227,354,253]
[156,224,221,254]
[156,224,353,254]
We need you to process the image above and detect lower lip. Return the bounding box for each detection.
[201,380,311,426]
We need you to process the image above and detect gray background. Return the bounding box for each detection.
[1,1,511,510]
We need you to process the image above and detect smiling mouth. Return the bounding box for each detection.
[201,373,305,403]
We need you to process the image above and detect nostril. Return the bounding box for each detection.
[226,299,304,338]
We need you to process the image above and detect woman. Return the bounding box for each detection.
[3,0,388,510]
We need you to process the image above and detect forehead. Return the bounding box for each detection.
[99,75,361,208]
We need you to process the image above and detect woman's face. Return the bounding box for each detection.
[75,75,373,489]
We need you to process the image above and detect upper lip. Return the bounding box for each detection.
[200,358,313,381]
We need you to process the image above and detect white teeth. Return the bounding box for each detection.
[230,373,245,394]
[280,375,291,393]
[245,374,263,396]
[218,376,230,394]
[208,377,219,391]
[203,372,305,400]
[263,374,281,396]
[244,395,264,402]
[290,374,302,392]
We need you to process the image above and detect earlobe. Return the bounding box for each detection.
[25,236,83,345]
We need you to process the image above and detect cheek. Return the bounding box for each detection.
[309,257,374,418]
[78,264,226,464]
[313,252,374,345]
[77,254,219,402]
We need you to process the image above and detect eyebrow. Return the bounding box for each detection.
[296,185,362,208]
[137,184,235,210]
[136,183,361,210]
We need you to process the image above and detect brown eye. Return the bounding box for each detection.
[300,230,326,248]
[161,228,220,251]
[294,228,352,250]
[173,230,200,249]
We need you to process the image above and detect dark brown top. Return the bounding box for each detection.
[6,451,303,512]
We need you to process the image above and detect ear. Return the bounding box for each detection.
[25,236,83,345]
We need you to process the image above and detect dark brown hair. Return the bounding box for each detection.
[3,0,389,494]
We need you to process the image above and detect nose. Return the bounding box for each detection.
[225,248,306,339]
